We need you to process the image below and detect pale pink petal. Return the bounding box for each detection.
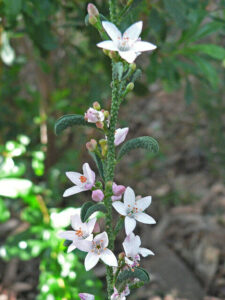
[71,214,83,230]
[94,231,108,248]
[136,196,152,211]
[79,293,95,300]
[86,217,96,234]
[63,185,84,197]
[112,195,122,201]
[58,231,75,241]
[124,187,135,208]
[118,50,137,63]
[112,183,126,196]
[85,251,99,271]
[139,247,154,257]
[83,163,95,186]
[123,21,143,41]
[65,172,83,185]
[135,212,156,224]
[77,240,92,252]
[133,41,157,52]
[100,249,118,267]
[114,128,129,146]
[97,40,118,51]
[112,201,127,216]
[67,243,77,253]
[125,216,136,235]
[102,21,122,42]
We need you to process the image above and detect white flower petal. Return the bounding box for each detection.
[85,251,99,271]
[133,41,157,52]
[77,240,92,252]
[118,50,138,63]
[114,127,129,146]
[87,217,96,234]
[136,196,152,211]
[83,163,95,185]
[94,231,108,248]
[123,233,140,258]
[139,247,154,257]
[125,256,134,266]
[112,201,127,216]
[102,21,122,42]
[65,172,83,185]
[67,243,77,253]
[58,230,75,241]
[124,187,135,208]
[71,214,83,230]
[100,249,118,267]
[123,21,143,41]
[125,216,136,235]
[97,40,118,51]
[63,185,84,197]
[135,212,156,224]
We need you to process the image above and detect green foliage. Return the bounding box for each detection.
[116,267,150,288]
[0,198,10,222]
[55,114,96,135]
[81,201,107,222]
[89,151,105,180]
[117,136,159,160]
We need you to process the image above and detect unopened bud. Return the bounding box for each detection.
[87,3,99,17]
[108,51,117,60]
[93,222,101,233]
[130,63,136,71]
[119,252,125,260]
[93,101,101,110]
[104,110,109,118]
[106,181,113,190]
[103,49,110,56]
[99,139,107,146]
[86,139,97,152]
[92,189,104,202]
[126,82,134,92]
[89,15,98,26]
[96,121,104,129]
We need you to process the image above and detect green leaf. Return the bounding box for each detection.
[192,21,225,41]
[131,69,142,83]
[185,79,193,104]
[55,114,96,135]
[184,44,225,60]
[189,55,219,89]
[117,136,159,160]
[116,267,150,287]
[89,152,105,180]
[81,202,107,222]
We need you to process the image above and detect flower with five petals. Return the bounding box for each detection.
[97,21,157,63]
[112,187,156,235]
[63,163,95,197]
[58,214,96,253]
[84,232,118,271]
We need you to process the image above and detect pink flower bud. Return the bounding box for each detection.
[88,15,97,26]
[93,101,101,110]
[86,139,97,152]
[93,222,100,233]
[92,189,104,202]
[87,3,99,17]
[112,182,126,201]
[96,121,104,129]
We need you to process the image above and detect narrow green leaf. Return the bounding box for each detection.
[81,202,107,222]
[184,44,225,60]
[163,0,187,28]
[55,114,95,135]
[131,69,142,83]
[89,152,105,180]
[192,21,224,41]
[117,136,159,160]
[116,267,150,287]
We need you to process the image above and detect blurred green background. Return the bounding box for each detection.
[0,0,224,299]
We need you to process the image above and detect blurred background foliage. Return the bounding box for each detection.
[0,0,224,299]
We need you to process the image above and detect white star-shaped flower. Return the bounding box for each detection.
[63,163,95,197]
[58,214,96,253]
[97,21,157,63]
[123,233,154,266]
[84,232,118,271]
[112,187,156,235]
